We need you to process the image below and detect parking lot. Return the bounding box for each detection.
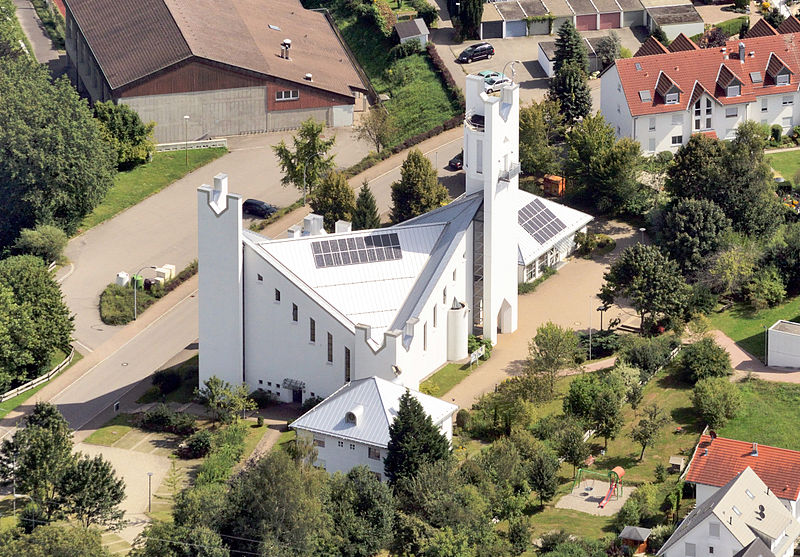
[430,24,647,108]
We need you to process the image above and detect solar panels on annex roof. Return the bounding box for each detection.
[311,232,402,268]
[518,198,567,245]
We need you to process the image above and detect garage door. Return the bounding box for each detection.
[622,10,643,26]
[575,14,597,31]
[481,21,503,39]
[505,20,528,37]
[599,12,620,28]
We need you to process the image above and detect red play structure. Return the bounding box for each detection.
[598,466,625,508]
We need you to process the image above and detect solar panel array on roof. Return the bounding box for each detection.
[518,199,566,244]
[311,233,402,268]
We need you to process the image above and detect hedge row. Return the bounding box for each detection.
[427,43,467,112]
[195,422,247,487]
[0,0,34,58]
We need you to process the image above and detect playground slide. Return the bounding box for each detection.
[598,480,617,508]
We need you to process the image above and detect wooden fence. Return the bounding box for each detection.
[0,346,74,402]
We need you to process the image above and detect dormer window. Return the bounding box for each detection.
[345,412,356,424]
[727,85,740,97]
[778,73,790,86]
[666,92,679,104]
[345,404,363,425]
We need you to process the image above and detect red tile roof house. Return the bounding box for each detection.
[685,434,800,520]
[63,0,369,143]
[600,31,800,153]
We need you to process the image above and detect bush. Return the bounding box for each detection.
[183,429,213,459]
[655,462,666,483]
[692,377,742,428]
[468,334,492,361]
[680,338,733,383]
[195,422,247,487]
[456,408,470,429]
[249,388,277,409]
[577,329,621,359]
[619,335,679,383]
[688,284,718,315]
[390,38,422,60]
[152,369,181,395]
[300,395,324,412]
[648,524,676,553]
[20,503,47,534]
[614,497,641,531]
[171,412,197,436]
[140,404,175,432]
[12,224,67,263]
[771,124,783,145]
[745,266,786,310]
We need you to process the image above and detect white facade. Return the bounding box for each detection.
[601,60,800,154]
[767,320,800,368]
[696,482,800,520]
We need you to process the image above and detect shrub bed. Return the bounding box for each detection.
[137,404,197,435]
[195,422,247,487]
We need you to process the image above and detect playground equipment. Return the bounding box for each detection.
[572,466,625,508]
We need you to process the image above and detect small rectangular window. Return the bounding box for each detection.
[665,92,679,104]
[685,542,696,557]
[433,305,438,328]
[727,85,740,97]
[327,333,333,363]
[778,73,790,86]
[725,106,738,118]
[442,288,447,305]
[732,505,741,516]
[709,547,714,554]
[783,95,794,106]
[313,438,325,448]
[292,303,298,322]
[423,322,428,351]
[476,140,483,174]
[276,90,299,101]
[344,347,351,382]
[368,447,381,460]
[257,273,263,282]
[310,318,316,342]
[671,135,682,145]
[274,289,281,302]
[709,522,720,538]
[671,113,682,125]
[762,98,769,112]
[452,269,457,281]
[745,489,754,500]
[349,443,355,450]
[649,117,656,131]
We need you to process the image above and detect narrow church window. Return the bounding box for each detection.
[433,305,438,328]
[310,318,316,342]
[344,347,351,382]
[292,303,298,322]
[327,333,333,363]
[274,289,280,302]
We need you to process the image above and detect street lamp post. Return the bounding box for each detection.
[147,472,153,512]
[588,297,592,361]
[597,305,607,331]
[132,265,157,321]
[639,227,646,243]
[183,115,190,167]
[501,60,522,84]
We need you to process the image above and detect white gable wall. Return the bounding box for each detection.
[661,514,743,557]
[696,482,800,520]
[601,64,634,140]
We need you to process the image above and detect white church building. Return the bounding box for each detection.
[196,75,592,403]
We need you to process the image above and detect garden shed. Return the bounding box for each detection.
[767,320,800,367]
[394,18,430,45]
[619,526,650,554]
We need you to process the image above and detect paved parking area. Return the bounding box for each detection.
[430,23,647,107]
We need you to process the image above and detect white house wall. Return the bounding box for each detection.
[695,482,800,520]
[600,65,634,139]
[661,22,704,41]
[768,328,800,368]
[661,514,744,557]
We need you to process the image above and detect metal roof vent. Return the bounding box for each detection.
[280,38,292,60]
[752,442,759,456]
[305,73,313,81]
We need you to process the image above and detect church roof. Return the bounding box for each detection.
[289,376,458,447]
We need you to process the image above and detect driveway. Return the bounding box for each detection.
[60,129,371,352]
[444,218,641,409]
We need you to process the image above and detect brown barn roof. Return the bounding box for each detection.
[64,0,367,97]
[745,18,779,38]
[635,36,669,57]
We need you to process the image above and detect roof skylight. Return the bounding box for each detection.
[732,506,742,516]
[750,71,762,83]
[635,62,642,71]
[639,90,652,102]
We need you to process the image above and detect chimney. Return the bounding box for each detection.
[304,73,313,82]
[335,220,352,233]
[739,42,745,62]
[280,38,292,59]
[752,443,759,457]
[287,225,301,238]
[303,214,324,236]
[721,46,727,53]
[724,54,729,60]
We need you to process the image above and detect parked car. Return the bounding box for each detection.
[243,198,277,218]
[448,151,463,170]
[477,70,511,93]
[456,42,494,64]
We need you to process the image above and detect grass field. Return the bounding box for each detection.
[421,362,476,396]
[240,419,270,463]
[768,150,800,182]
[138,356,199,404]
[717,379,800,450]
[84,414,135,446]
[80,148,227,231]
[708,296,800,360]
[0,349,83,420]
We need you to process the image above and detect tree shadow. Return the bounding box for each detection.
[440,173,465,199]
[670,407,702,435]
[593,454,638,471]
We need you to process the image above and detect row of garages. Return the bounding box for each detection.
[480,0,646,38]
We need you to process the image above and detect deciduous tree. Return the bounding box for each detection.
[352,181,381,230]
[557,422,589,475]
[130,521,229,557]
[659,198,731,275]
[0,524,110,557]
[592,388,623,450]
[692,377,742,428]
[355,107,396,152]
[12,224,68,264]
[599,244,690,330]
[0,57,116,248]
[58,454,125,529]
[679,337,732,383]
[519,99,564,176]
[385,390,450,484]
[630,403,669,460]
[194,376,256,424]
[525,321,579,399]
[93,100,155,169]
[272,118,336,199]
[309,171,356,232]
[390,148,448,223]
[528,447,559,508]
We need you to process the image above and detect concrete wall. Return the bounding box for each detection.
[768,326,800,368]
[660,21,704,41]
[122,87,268,143]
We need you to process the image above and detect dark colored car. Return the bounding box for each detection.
[448,151,463,170]
[456,42,494,64]
[243,198,277,218]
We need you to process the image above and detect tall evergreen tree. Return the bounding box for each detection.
[384,390,450,485]
[458,0,484,40]
[548,62,592,125]
[352,181,381,230]
[309,171,356,232]
[553,21,589,74]
[390,148,449,224]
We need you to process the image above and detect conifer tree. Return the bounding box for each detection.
[390,148,449,224]
[352,180,381,230]
[309,171,356,232]
[548,62,592,125]
[553,21,589,74]
[384,391,450,485]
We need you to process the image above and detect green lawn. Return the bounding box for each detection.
[240,419,271,463]
[708,296,800,360]
[768,150,800,182]
[138,356,199,404]
[717,379,800,450]
[275,428,296,451]
[0,349,83,420]
[80,148,227,230]
[84,414,135,446]
[421,362,476,396]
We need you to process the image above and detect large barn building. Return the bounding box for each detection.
[63,0,369,142]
